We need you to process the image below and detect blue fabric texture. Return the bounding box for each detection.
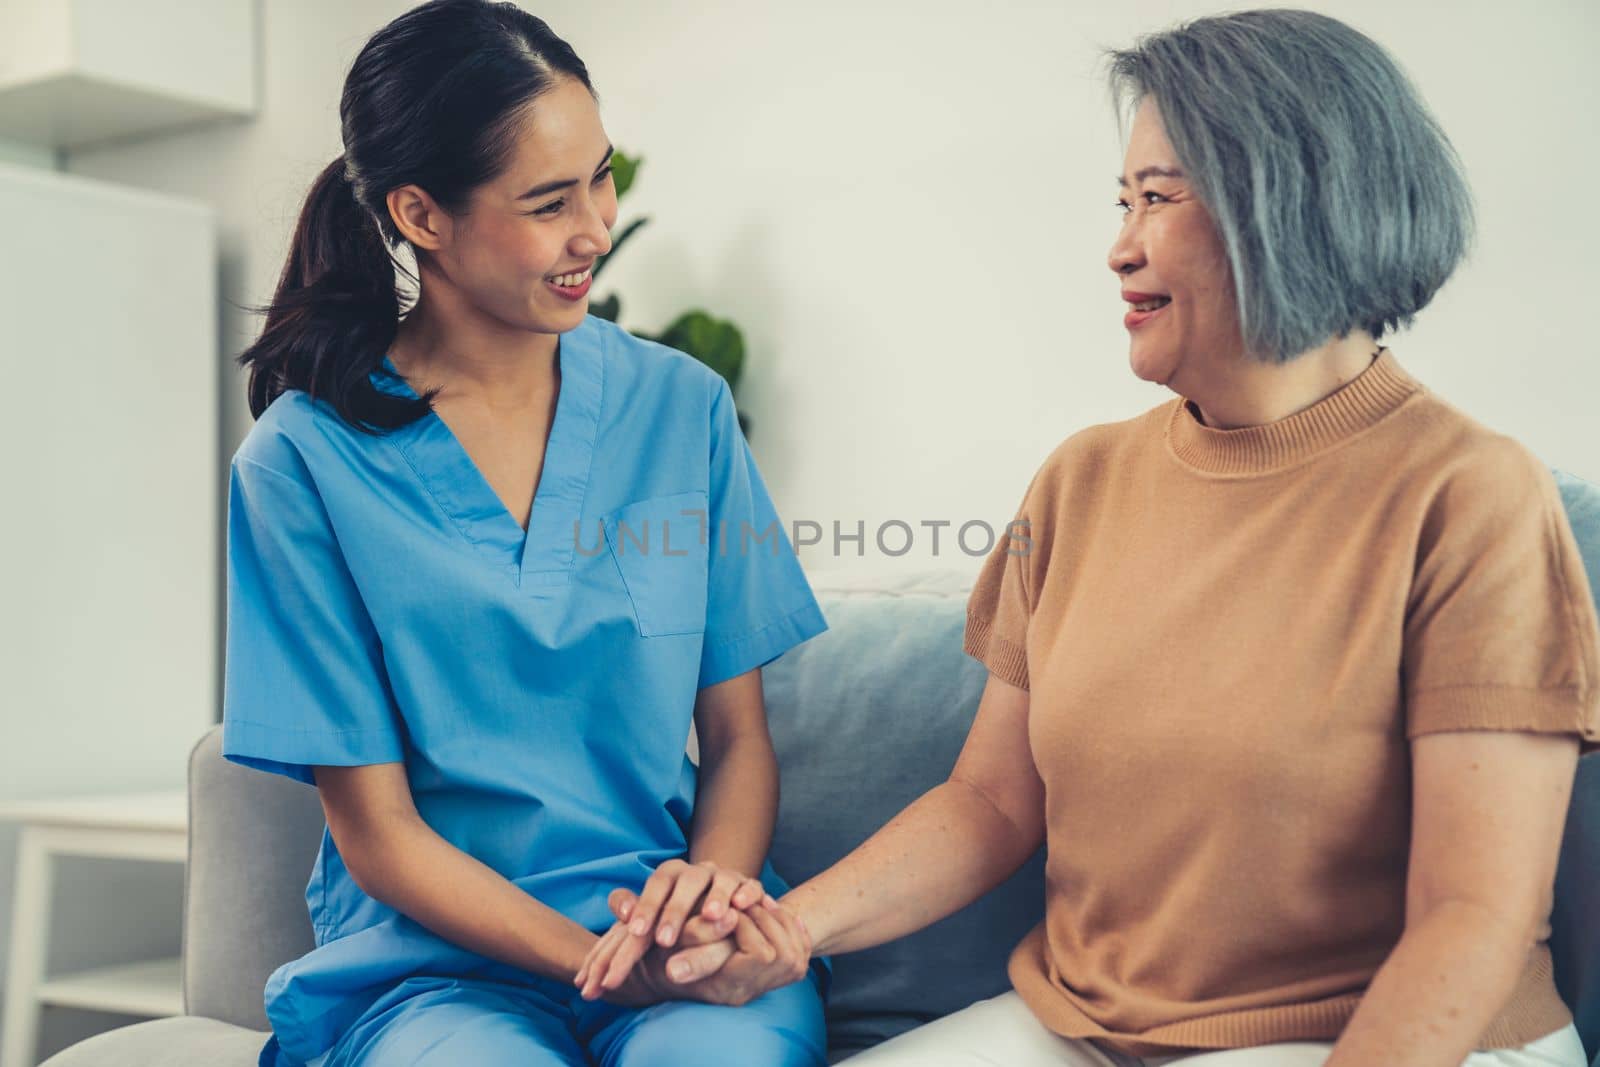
[1552,469,1600,1065]
[222,316,827,1064]
[277,970,825,1067]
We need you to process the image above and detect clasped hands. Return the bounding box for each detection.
[574,858,811,1008]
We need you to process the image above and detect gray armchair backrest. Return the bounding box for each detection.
[182,726,323,1029]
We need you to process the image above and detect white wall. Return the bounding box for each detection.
[63,0,1600,577]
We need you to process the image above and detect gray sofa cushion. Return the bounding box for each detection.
[1552,470,1600,1061]
[1556,754,1600,1067]
[764,570,1047,1063]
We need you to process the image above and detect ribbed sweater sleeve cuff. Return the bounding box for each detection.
[1407,683,1600,753]
[964,609,1029,690]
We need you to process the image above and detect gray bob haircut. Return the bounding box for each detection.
[1106,9,1475,363]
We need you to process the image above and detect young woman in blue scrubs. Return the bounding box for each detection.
[223,2,827,1064]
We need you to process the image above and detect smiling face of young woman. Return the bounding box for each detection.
[389,75,619,342]
[1106,96,1244,392]
[463,76,619,331]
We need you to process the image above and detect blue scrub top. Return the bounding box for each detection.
[221,315,828,1063]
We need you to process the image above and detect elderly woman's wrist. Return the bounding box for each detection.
[778,887,829,955]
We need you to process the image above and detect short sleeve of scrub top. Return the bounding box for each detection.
[218,317,828,1065]
[223,453,405,785]
[697,376,825,689]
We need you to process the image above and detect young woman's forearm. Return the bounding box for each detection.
[781,777,1043,956]
[1323,901,1532,1067]
[687,731,779,877]
[347,813,598,982]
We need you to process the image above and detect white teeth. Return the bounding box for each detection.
[550,269,590,287]
[1131,298,1170,312]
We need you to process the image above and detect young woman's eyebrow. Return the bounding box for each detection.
[516,145,616,200]
[1116,165,1185,187]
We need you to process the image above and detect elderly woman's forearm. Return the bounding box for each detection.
[1323,900,1534,1067]
[780,778,1044,956]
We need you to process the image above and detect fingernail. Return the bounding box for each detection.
[630,919,648,936]
[670,961,690,982]
[658,925,674,944]
[706,902,723,917]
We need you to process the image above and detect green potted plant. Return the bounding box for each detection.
[589,151,752,434]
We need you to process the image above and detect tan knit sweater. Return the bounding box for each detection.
[965,348,1600,1055]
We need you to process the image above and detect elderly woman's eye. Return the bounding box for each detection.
[1144,191,1168,204]
[1115,199,1133,214]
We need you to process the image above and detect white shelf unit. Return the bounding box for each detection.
[0,792,189,1067]
[37,958,183,1018]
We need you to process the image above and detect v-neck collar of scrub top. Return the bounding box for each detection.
[370,322,605,591]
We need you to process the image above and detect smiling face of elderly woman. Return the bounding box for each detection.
[1108,97,1239,390]
[1102,10,1476,408]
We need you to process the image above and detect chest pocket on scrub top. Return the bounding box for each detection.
[604,490,710,637]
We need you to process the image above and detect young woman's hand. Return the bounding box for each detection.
[576,910,726,1001]
[626,858,767,946]
[577,893,810,1005]
[573,919,672,1006]
[574,861,762,999]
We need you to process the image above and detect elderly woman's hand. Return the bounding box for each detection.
[661,895,813,1006]
[576,889,811,1006]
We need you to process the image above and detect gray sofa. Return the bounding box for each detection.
[37,471,1600,1065]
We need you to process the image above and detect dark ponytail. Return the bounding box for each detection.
[241,154,419,429]
[237,0,595,434]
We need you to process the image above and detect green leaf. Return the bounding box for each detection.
[655,310,745,392]
[593,217,649,281]
[611,150,641,200]
[589,292,620,322]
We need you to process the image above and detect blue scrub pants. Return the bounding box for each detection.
[307,969,826,1067]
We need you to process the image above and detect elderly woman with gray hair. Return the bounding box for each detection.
[578,10,1600,1065]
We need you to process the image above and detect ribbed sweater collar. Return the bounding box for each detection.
[1164,347,1423,476]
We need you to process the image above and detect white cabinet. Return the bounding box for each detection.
[0,0,257,151]
[0,162,218,801]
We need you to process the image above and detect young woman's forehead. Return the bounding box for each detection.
[509,85,607,174]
